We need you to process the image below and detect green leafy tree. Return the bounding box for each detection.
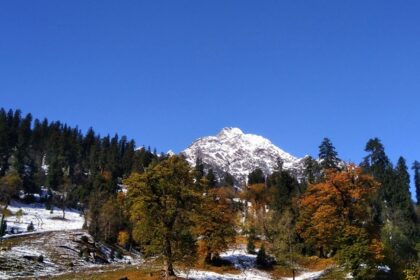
[270,209,300,278]
[0,170,22,236]
[125,156,200,278]
[98,196,125,243]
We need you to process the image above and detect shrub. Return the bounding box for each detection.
[256,245,274,269]
[27,221,34,232]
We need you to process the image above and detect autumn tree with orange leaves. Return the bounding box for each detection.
[241,183,271,236]
[297,165,384,279]
[194,187,237,264]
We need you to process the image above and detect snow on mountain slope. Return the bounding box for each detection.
[182,127,305,185]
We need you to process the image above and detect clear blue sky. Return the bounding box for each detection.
[1,1,419,197]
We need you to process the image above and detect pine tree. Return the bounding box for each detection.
[362,138,392,178]
[248,168,265,185]
[318,137,340,170]
[206,168,217,189]
[194,157,205,189]
[386,157,418,257]
[362,138,394,222]
[362,142,418,275]
[0,109,10,176]
[303,156,322,184]
[256,245,271,268]
[247,227,256,254]
[27,221,34,232]
[222,172,235,187]
[268,170,299,212]
[394,157,416,221]
[412,161,420,206]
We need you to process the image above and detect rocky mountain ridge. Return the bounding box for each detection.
[181,127,306,185]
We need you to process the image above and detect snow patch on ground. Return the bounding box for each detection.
[178,247,271,280]
[0,230,140,279]
[178,247,324,280]
[178,246,326,280]
[3,200,84,237]
[282,270,325,280]
[180,269,271,280]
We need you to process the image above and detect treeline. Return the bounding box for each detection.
[0,108,160,209]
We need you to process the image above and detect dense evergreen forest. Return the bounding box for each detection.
[0,108,159,216]
[0,108,419,279]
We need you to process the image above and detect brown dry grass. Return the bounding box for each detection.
[235,235,263,248]
[268,265,295,279]
[48,266,170,280]
[296,256,335,271]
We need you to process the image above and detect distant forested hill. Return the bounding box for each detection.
[0,108,159,206]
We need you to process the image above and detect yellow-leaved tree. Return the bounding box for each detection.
[125,156,201,278]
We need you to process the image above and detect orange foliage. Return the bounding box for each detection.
[241,183,270,211]
[297,165,380,256]
[194,188,237,262]
[118,230,129,247]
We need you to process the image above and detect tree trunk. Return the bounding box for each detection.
[0,203,9,239]
[205,251,212,264]
[164,236,175,278]
[164,260,175,278]
[319,246,325,258]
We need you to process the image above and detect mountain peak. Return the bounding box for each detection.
[182,128,304,186]
[217,127,244,137]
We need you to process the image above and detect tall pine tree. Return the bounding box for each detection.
[412,161,420,206]
[318,137,340,170]
[363,139,419,274]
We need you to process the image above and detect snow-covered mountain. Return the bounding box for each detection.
[181,127,305,186]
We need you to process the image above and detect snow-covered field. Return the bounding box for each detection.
[3,200,84,237]
[178,247,325,280]
[282,270,325,280]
